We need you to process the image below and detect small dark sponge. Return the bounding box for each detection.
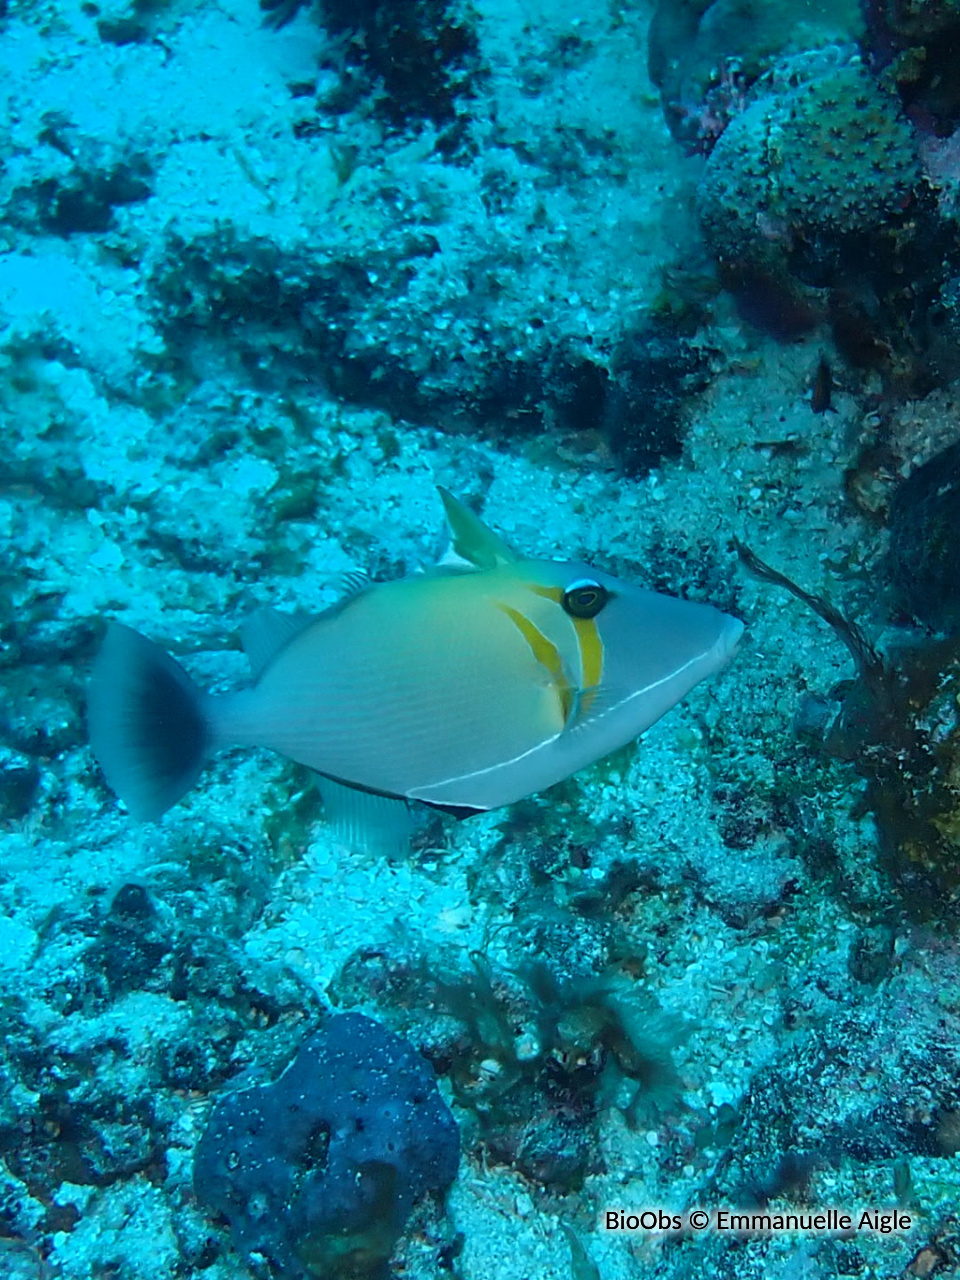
[193,1013,460,1279]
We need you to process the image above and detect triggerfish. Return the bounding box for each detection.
[88,489,743,848]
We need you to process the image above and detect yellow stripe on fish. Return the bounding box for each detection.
[497,582,606,728]
[496,600,578,726]
[570,615,604,722]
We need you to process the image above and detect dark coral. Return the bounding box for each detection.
[648,0,863,151]
[150,227,711,472]
[331,944,679,1192]
[9,114,153,236]
[36,163,153,235]
[0,747,40,820]
[887,439,960,632]
[862,0,960,129]
[737,538,960,916]
[261,0,482,130]
[193,1013,459,1280]
[602,329,712,476]
[82,883,171,1002]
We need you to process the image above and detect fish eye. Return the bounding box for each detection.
[562,579,609,619]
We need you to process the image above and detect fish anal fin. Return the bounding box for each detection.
[437,486,517,569]
[314,773,414,856]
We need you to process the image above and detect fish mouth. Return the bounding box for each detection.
[718,615,745,662]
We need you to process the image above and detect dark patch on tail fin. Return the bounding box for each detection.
[88,622,211,820]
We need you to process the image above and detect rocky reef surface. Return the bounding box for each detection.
[5,0,960,1278]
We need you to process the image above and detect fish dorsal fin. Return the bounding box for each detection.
[241,607,310,679]
[314,773,414,857]
[437,486,517,569]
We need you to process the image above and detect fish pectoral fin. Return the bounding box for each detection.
[241,607,311,679]
[437,486,518,569]
[564,684,626,732]
[313,773,414,857]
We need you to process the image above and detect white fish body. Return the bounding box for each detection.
[88,491,743,844]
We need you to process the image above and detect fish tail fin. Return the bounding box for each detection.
[88,622,212,820]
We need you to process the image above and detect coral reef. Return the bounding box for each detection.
[193,1013,459,1279]
[648,0,864,150]
[692,44,955,374]
[709,946,960,1204]
[7,0,960,1277]
[863,0,960,128]
[331,941,679,1192]
[697,50,921,273]
[0,862,332,1278]
[148,223,713,473]
[739,535,960,917]
[638,936,960,1280]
